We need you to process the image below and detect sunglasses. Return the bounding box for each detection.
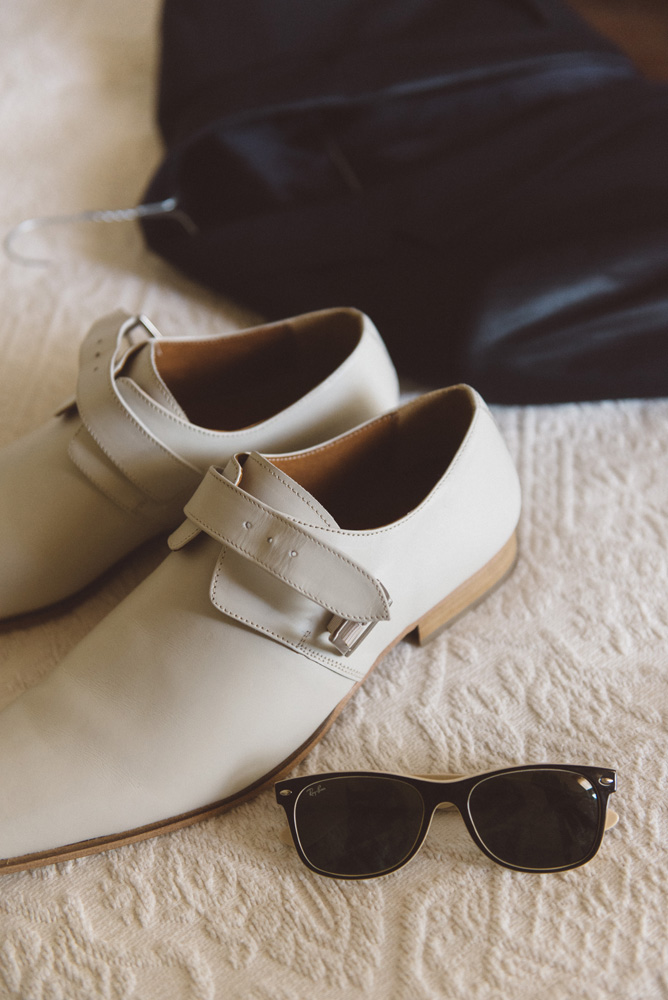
[275,764,618,878]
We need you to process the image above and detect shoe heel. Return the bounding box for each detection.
[416,531,518,645]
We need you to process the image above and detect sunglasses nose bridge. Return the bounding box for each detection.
[432,793,468,824]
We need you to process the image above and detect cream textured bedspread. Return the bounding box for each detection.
[0,2,666,998]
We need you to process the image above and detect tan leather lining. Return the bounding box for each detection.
[153,308,363,430]
[274,387,476,529]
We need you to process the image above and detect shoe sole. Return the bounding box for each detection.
[0,531,518,875]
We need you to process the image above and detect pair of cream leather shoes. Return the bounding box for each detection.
[0,308,521,874]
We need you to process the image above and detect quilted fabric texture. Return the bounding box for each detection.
[0,2,666,998]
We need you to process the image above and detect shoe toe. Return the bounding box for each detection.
[0,538,353,864]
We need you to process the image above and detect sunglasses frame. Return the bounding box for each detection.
[275,763,617,879]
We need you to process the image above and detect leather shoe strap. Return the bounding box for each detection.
[74,311,200,504]
[170,464,391,624]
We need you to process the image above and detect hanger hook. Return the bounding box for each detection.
[3,197,198,267]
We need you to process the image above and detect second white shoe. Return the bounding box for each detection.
[0,307,398,618]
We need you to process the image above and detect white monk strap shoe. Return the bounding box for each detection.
[0,386,520,873]
[0,307,398,619]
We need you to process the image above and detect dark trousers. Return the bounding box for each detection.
[144,0,668,403]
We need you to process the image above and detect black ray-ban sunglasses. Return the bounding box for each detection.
[275,765,618,879]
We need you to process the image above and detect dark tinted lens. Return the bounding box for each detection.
[294,776,424,877]
[468,769,600,870]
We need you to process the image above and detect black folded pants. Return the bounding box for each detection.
[143,0,668,403]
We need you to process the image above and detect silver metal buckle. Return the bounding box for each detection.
[54,315,162,417]
[135,314,163,341]
[327,582,391,657]
[327,617,378,656]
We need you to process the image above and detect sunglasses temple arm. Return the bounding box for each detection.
[605,807,619,831]
[279,825,295,847]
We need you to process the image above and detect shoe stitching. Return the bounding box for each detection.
[293,630,361,676]
[122,374,367,446]
[202,315,388,436]
[145,343,189,415]
[79,330,194,501]
[196,504,381,620]
[119,380,240,440]
[168,520,200,548]
[244,453,333,527]
[119,333,378,440]
[270,404,483,538]
[196,475,390,618]
[103,319,393,461]
[213,601,363,680]
[211,560,363,680]
[69,424,151,517]
[277,411,396,463]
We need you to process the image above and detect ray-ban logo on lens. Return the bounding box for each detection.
[307,784,326,797]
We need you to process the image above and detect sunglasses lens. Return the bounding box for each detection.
[468,769,600,870]
[294,776,424,877]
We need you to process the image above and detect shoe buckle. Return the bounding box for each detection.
[111,315,163,375]
[327,616,378,656]
[327,582,391,656]
[134,314,163,341]
[54,314,163,417]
